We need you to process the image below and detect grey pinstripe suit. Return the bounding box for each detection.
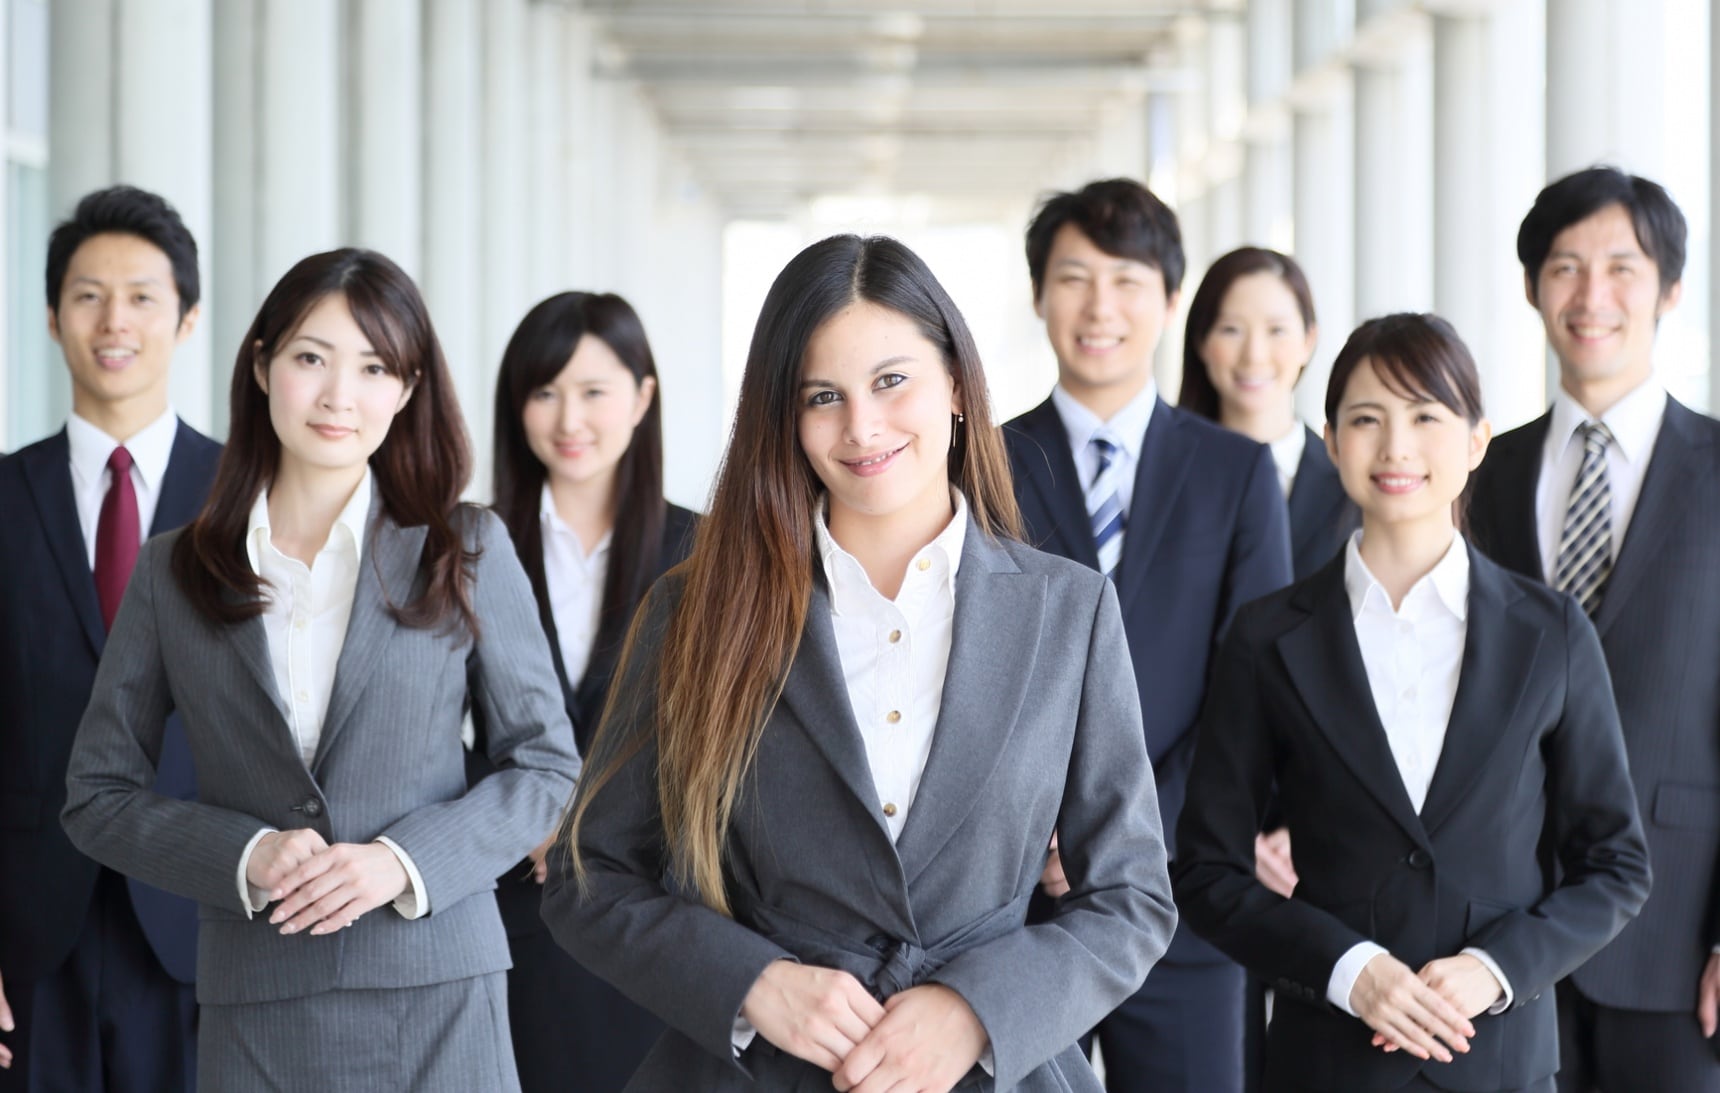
[61,502,580,1089]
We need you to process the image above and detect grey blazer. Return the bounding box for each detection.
[62,504,581,1006]
[542,519,1177,1092]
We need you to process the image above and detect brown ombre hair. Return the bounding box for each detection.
[569,234,1020,914]
[1178,246,1317,421]
[172,248,477,633]
[492,292,665,673]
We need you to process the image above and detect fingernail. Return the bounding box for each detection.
[280,923,298,935]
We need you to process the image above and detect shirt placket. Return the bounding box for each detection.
[285,559,315,762]
[875,596,912,826]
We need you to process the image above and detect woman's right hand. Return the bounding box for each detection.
[245,828,330,898]
[740,960,885,1072]
[1349,952,1473,1063]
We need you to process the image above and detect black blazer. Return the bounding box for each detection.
[1468,396,1720,1012]
[1003,396,1292,859]
[0,422,220,986]
[1173,546,1650,1092]
[1287,426,1359,580]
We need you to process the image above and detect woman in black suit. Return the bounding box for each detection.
[1173,314,1650,1093]
[482,292,696,1093]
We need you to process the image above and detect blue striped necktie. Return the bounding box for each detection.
[1554,422,1615,617]
[1087,433,1126,578]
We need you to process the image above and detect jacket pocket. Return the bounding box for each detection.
[1465,896,1515,941]
[1652,783,1720,831]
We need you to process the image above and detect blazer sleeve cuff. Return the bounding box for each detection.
[1460,947,1513,1013]
[235,827,278,917]
[374,836,431,919]
[1328,941,1388,1016]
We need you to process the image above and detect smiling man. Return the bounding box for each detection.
[0,186,219,1090]
[1002,178,1291,1093]
[1468,166,1719,1093]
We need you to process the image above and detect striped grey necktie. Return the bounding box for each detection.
[1554,422,1616,617]
[1087,433,1126,578]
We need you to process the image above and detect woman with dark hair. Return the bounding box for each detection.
[1180,246,1357,580]
[1173,314,1650,1093]
[481,291,695,1092]
[60,248,580,1092]
[542,234,1176,1091]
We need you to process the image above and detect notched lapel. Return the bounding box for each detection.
[895,535,1043,886]
[230,614,294,742]
[776,580,891,835]
[1417,554,1539,835]
[150,421,215,536]
[1592,400,1703,637]
[1276,569,1430,851]
[312,516,426,771]
[1010,402,1098,566]
[1115,401,1193,616]
[21,433,107,656]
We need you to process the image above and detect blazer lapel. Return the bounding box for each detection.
[21,430,107,657]
[1416,549,1541,835]
[312,509,426,771]
[1593,398,1704,637]
[1115,400,1194,616]
[776,578,891,832]
[1275,560,1431,852]
[230,613,294,737]
[1010,400,1099,566]
[1288,428,1343,561]
[894,530,1043,886]
[1484,413,1548,580]
[149,420,213,535]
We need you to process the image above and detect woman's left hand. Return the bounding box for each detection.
[268,843,409,936]
[831,983,989,1093]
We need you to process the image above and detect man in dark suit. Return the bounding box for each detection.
[1002,177,1292,1093]
[1468,166,1720,1093]
[0,186,220,1089]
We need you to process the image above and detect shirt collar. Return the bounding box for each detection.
[1342,528,1469,623]
[245,468,373,574]
[813,489,968,617]
[1268,424,1307,485]
[66,406,179,495]
[1050,378,1158,461]
[538,482,612,559]
[1548,376,1666,468]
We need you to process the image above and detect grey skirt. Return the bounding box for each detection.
[199,972,521,1093]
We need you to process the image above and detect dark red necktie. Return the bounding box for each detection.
[94,445,140,631]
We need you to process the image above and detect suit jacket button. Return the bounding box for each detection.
[302,798,324,818]
[1406,848,1431,869]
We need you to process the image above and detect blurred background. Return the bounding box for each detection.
[1,0,1711,508]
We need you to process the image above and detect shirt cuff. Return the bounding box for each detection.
[1460,947,1513,1014]
[235,828,277,917]
[731,1015,758,1057]
[1329,941,1390,1016]
[374,836,430,919]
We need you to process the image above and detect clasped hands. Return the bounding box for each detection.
[245,828,409,937]
[740,959,989,1093]
[1351,952,1503,1063]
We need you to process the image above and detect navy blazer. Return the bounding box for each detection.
[1468,396,1720,1012]
[1174,546,1650,1092]
[1002,395,1293,859]
[1287,426,1359,580]
[0,422,219,985]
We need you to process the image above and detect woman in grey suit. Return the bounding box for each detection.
[543,235,1177,1092]
[62,249,581,1092]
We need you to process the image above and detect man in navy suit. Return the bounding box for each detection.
[1002,178,1292,1093]
[0,186,220,1089]
[1468,167,1720,1093]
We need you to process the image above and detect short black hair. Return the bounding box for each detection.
[1517,166,1686,301]
[46,185,200,319]
[1025,178,1184,301]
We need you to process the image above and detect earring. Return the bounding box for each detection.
[951,412,964,450]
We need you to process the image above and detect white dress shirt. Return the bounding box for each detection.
[1535,378,1666,583]
[65,407,179,566]
[539,483,611,684]
[1325,531,1513,1017]
[233,470,428,921]
[1267,423,1307,500]
[1050,379,1158,517]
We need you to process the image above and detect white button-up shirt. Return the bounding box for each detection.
[539,483,610,684]
[1535,378,1666,583]
[66,406,179,566]
[1325,531,1513,1016]
[1050,379,1157,518]
[1268,423,1307,500]
[813,493,967,842]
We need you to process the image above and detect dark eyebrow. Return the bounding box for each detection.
[799,355,917,389]
[291,334,380,357]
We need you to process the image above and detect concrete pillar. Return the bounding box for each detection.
[350,0,424,276]
[257,1,341,287]
[1244,0,1293,250]
[526,2,568,299]
[1546,0,1669,179]
[1433,15,1487,348]
[562,15,599,290]
[1292,83,1356,422]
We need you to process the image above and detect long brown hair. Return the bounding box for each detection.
[1178,246,1317,420]
[569,234,1020,913]
[492,292,665,672]
[172,248,477,633]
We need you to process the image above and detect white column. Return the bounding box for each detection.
[477,0,530,495]
[562,15,598,289]
[1244,0,1293,249]
[526,2,569,298]
[1546,0,1669,178]
[422,0,484,493]
[47,0,113,217]
[350,0,423,276]
[1292,84,1356,422]
[211,0,257,435]
[1352,13,1432,320]
[257,1,341,286]
[1433,15,1487,347]
[1204,15,1247,257]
